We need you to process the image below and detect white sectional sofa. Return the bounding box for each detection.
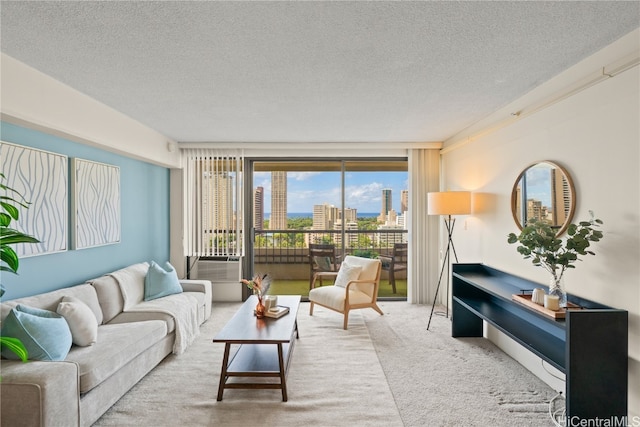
[0,262,212,427]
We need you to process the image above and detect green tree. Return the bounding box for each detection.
[357,216,379,230]
[287,217,312,229]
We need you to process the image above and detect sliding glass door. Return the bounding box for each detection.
[249,158,408,300]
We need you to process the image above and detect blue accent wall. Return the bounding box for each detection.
[1,122,170,300]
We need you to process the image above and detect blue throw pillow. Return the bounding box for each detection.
[1,304,72,361]
[144,261,183,301]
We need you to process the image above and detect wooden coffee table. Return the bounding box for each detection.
[213,295,300,401]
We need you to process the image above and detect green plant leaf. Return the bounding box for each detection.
[507,215,604,278]
[0,213,11,227]
[0,336,29,362]
[1,245,19,273]
[0,228,40,244]
[0,201,21,220]
[0,174,41,278]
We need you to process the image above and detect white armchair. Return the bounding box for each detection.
[308,255,383,329]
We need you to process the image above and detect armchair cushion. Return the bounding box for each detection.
[313,256,333,271]
[309,286,371,311]
[334,263,362,288]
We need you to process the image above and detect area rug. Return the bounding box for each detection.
[362,301,557,427]
[93,302,403,426]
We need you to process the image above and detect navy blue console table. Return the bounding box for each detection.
[451,263,628,421]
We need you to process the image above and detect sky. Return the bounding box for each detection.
[254,171,408,214]
[522,164,554,208]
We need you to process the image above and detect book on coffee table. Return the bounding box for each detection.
[264,305,289,319]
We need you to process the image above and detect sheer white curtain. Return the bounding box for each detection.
[407,148,441,304]
[182,148,244,257]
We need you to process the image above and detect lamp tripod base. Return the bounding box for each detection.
[427,216,458,331]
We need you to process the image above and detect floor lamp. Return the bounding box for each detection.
[426,191,471,331]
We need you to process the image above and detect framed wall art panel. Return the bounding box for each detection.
[0,141,68,257]
[71,158,121,249]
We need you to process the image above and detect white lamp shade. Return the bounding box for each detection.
[427,191,471,215]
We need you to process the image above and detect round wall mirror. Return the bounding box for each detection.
[511,160,576,236]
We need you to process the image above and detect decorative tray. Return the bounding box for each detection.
[512,293,582,320]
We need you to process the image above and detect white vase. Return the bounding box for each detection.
[549,276,567,308]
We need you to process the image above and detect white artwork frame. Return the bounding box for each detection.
[0,141,69,257]
[71,158,121,249]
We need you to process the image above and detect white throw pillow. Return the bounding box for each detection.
[334,263,362,288]
[57,296,98,346]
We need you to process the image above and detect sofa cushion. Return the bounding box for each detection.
[57,296,98,346]
[108,311,176,333]
[110,263,149,310]
[144,261,182,301]
[0,284,104,325]
[109,289,206,332]
[67,320,168,393]
[89,274,124,324]
[1,305,72,361]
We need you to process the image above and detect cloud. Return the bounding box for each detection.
[289,172,323,181]
[345,182,384,206]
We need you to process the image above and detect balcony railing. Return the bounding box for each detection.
[252,229,408,299]
[252,229,408,263]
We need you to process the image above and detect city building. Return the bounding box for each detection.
[400,190,408,214]
[253,186,264,230]
[378,189,392,223]
[270,171,287,230]
[202,171,233,232]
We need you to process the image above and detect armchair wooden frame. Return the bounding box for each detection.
[377,242,407,294]
[309,256,383,330]
[308,243,341,289]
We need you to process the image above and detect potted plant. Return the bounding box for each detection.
[507,211,604,307]
[1,172,41,361]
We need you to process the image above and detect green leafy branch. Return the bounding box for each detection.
[1,172,39,362]
[507,211,604,283]
[0,337,28,362]
[1,173,40,276]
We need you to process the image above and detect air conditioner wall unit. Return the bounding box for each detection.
[194,256,243,302]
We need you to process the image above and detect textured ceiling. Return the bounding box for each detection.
[1,1,638,144]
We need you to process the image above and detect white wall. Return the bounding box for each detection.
[1,54,180,169]
[441,30,640,417]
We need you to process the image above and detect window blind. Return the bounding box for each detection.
[182,149,244,257]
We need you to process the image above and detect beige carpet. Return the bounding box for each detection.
[94,301,556,426]
[93,302,403,426]
[362,301,556,426]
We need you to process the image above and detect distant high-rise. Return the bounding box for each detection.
[202,172,233,231]
[379,188,392,222]
[385,209,398,226]
[313,203,339,230]
[550,168,569,227]
[400,190,408,214]
[341,207,358,223]
[526,198,543,221]
[270,172,287,229]
[253,186,264,230]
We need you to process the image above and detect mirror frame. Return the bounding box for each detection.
[510,160,576,236]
